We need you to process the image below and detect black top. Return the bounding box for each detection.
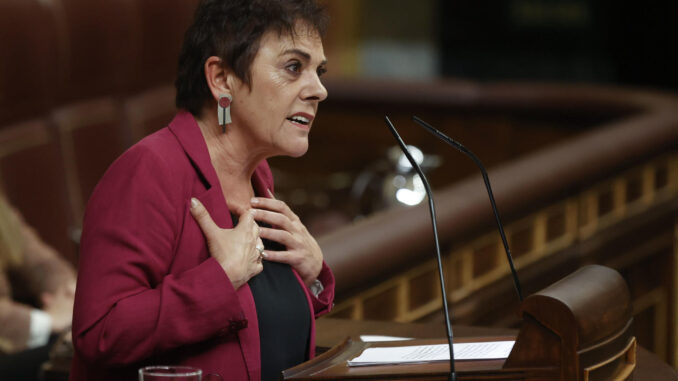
[231,214,311,381]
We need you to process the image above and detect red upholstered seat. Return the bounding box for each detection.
[0,0,197,262]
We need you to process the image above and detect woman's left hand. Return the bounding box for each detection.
[250,191,323,286]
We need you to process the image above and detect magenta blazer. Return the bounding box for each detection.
[69,111,335,381]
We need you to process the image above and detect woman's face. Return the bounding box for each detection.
[230,23,328,158]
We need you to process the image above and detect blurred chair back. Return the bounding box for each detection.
[0,120,75,262]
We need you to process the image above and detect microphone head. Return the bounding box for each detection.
[384,116,418,173]
[384,115,434,198]
[413,115,470,156]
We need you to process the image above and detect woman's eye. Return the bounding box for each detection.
[286,62,301,74]
[317,66,327,77]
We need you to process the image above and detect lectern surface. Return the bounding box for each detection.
[307,318,677,381]
[287,336,531,380]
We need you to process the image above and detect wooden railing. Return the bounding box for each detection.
[325,153,677,317]
[316,82,678,366]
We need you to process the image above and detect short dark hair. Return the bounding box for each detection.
[175,0,328,116]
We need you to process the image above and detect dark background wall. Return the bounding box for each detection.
[439,0,678,89]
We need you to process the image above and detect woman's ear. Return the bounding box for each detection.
[204,56,235,100]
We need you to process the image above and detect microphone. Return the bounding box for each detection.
[384,116,457,381]
[412,116,524,302]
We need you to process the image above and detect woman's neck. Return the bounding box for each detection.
[195,113,265,214]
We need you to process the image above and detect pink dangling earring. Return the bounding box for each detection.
[218,94,232,133]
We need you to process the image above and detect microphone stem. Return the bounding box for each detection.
[480,167,524,301]
[384,116,456,379]
[413,116,524,302]
[428,183,457,377]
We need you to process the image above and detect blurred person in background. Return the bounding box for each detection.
[0,194,76,381]
[70,0,335,380]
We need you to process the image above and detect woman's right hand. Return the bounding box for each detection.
[190,198,264,289]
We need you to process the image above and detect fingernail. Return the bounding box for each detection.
[261,251,268,259]
[250,198,259,204]
[190,198,199,209]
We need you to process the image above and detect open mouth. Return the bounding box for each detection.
[286,115,311,126]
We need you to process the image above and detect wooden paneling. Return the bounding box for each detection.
[327,153,678,365]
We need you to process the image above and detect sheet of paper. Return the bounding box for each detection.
[360,335,414,342]
[347,341,515,366]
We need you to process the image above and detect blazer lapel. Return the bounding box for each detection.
[252,166,273,198]
[168,111,219,193]
[168,111,262,380]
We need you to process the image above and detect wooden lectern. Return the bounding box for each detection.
[283,265,637,380]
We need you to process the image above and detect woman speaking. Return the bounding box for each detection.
[69,0,334,380]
